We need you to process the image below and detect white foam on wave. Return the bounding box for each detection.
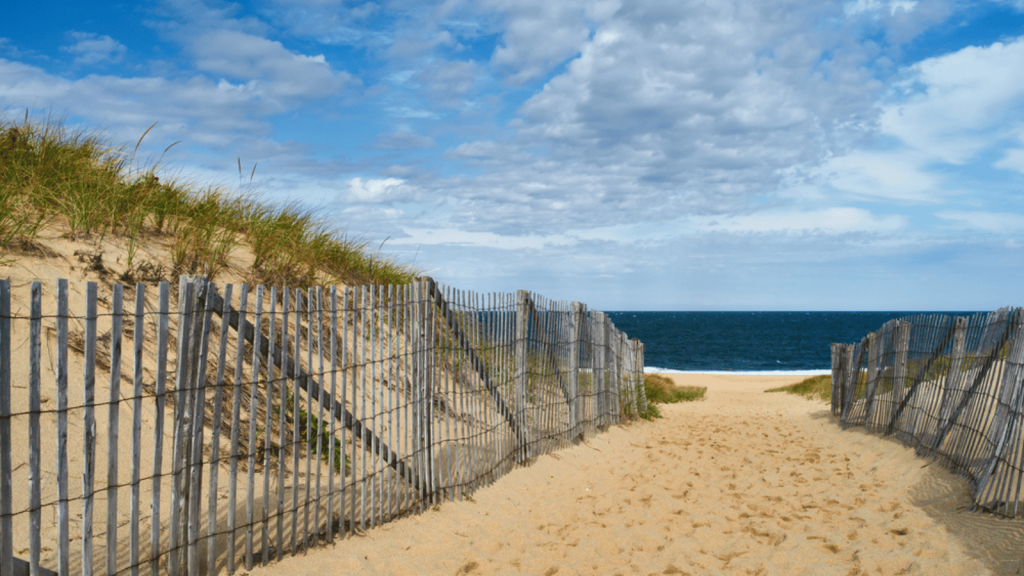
[644,366,831,376]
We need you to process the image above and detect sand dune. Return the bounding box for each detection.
[244,373,1024,576]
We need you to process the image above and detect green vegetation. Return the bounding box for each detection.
[765,374,831,401]
[271,387,350,475]
[0,114,416,286]
[640,373,706,419]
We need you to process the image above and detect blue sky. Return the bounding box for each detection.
[2,0,1024,311]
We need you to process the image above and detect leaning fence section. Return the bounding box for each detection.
[0,276,645,576]
[831,308,1024,517]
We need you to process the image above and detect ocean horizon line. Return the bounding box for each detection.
[644,366,831,376]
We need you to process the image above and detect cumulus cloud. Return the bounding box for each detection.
[346,177,411,202]
[61,32,127,65]
[0,58,277,154]
[880,38,1024,165]
[186,29,353,101]
[484,0,604,84]
[420,0,887,235]
[818,150,943,202]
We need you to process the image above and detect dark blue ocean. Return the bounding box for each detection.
[604,311,979,373]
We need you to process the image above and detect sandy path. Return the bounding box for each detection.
[243,374,1024,576]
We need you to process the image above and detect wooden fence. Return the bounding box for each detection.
[0,275,646,576]
[830,308,1024,517]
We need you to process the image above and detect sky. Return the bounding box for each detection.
[2,0,1024,311]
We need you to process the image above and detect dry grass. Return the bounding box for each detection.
[765,374,831,401]
[0,114,417,286]
[640,373,706,418]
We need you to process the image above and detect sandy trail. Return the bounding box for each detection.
[242,373,1023,575]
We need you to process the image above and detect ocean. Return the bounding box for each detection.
[603,311,979,374]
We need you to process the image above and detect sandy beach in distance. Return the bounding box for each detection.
[244,373,1024,576]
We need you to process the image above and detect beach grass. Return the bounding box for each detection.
[765,374,831,401]
[0,114,417,286]
[641,373,706,418]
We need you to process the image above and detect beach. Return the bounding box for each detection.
[243,373,1024,576]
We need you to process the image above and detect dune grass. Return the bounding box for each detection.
[0,114,417,286]
[765,374,832,401]
[639,373,706,419]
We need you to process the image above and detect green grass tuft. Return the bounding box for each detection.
[765,374,831,401]
[637,373,706,419]
[0,114,418,286]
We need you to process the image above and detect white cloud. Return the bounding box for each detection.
[0,58,278,152]
[995,147,1024,173]
[186,29,353,100]
[346,177,410,202]
[818,149,943,202]
[691,208,906,235]
[426,0,885,233]
[844,0,918,16]
[61,32,127,66]
[484,0,604,84]
[393,227,576,250]
[935,210,1024,233]
[881,38,1024,165]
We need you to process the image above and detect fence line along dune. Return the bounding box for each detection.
[0,275,645,576]
[832,309,1024,518]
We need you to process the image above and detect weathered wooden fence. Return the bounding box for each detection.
[831,307,1024,517]
[0,275,645,576]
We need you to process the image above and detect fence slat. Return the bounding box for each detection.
[327,286,338,541]
[149,282,169,576]
[168,278,194,576]
[207,284,233,576]
[0,280,10,576]
[187,281,214,576]
[291,289,302,554]
[28,283,41,576]
[106,284,123,576]
[56,280,70,576]
[303,288,313,548]
[129,284,146,576]
[314,287,325,546]
[245,285,264,570]
[226,283,248,575]
[341,287,350,536]
[81,282,98,576]
[277,287,287,561]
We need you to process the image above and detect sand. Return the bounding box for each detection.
[241,373,1024,576]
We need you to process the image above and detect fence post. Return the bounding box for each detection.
[410,282,424,509]
[830,343,842,416]
[569,303,583,439]
[840,341,861,424]
[862,332,881,428]
[169,275,208,576]
[635,339,647,416]
[888,320,912,438]
[515,291,530,462]
[976,310,1024,508]
[0,279,12,576]
[592,313,604,428]
[613,333,625,417]
[931,317,969,451]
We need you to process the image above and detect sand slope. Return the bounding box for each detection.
[243,373,1024,576]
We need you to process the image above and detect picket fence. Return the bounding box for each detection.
[830,307,1024,517]
[0,275,646,576]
